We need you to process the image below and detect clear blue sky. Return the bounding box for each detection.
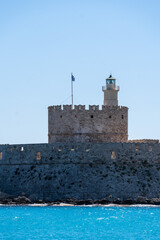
[0,0,160,144]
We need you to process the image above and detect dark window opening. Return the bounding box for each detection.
[111,151,116,159]
[91,115,93,118]
[60,115,62,118]
[122,115,124,119]
[109,115,111,119]
[36,152,41,160]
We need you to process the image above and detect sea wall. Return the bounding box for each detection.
[0,142,160,202]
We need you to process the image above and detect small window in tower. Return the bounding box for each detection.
[109,115,112,119]
[149,145,152,152]
[0,152,2,159]
[91,115,94,118]
[135,145,139,151]
[122,115,124,119]
[20,147,24,152]
[36,152,41,160]
[60,115,62,118]
[10,147,12,152]
[111,151,116,159]
[75,115,77,118]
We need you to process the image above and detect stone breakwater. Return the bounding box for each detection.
[0,142,160,204]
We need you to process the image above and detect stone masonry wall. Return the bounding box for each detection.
[0,142,160,202]
[48,105,128,143]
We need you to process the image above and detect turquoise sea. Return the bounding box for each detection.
[0,205,160,240]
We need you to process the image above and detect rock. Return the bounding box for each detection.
[54,201,61,205]
[75,200,85,205]
[113,198,122,204]
[149,198,160,205]
[83,199,93,205]
[67,198,77,204]
[123,198,134,204]
[136,196,148,204]
[97,199,109,204]
[64,199,71,203]
[13,196,32,204]
[0,198,10,204]
[68,199,77,204]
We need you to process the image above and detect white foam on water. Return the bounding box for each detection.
[97,217,104,220]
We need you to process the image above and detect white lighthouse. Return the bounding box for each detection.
[102,75,120,106]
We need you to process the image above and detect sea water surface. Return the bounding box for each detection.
[0,205,160,240]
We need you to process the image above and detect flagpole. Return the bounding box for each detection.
[71,73,73,109]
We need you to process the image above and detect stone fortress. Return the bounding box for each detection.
[0,75,160,204]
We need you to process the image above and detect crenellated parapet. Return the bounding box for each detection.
[48,105,62,110]
[74,105,85,111]
[63,105,72,111]
[48,104,128,111]
[89,105,99,110]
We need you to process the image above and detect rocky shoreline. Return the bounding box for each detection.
[1,196,160,205]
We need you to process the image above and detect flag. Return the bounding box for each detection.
[71,73,75,81]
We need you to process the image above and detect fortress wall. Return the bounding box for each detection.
[48,105,128,143]
[0,142,160,201]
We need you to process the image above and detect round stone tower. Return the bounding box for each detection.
[102,75,119,106]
